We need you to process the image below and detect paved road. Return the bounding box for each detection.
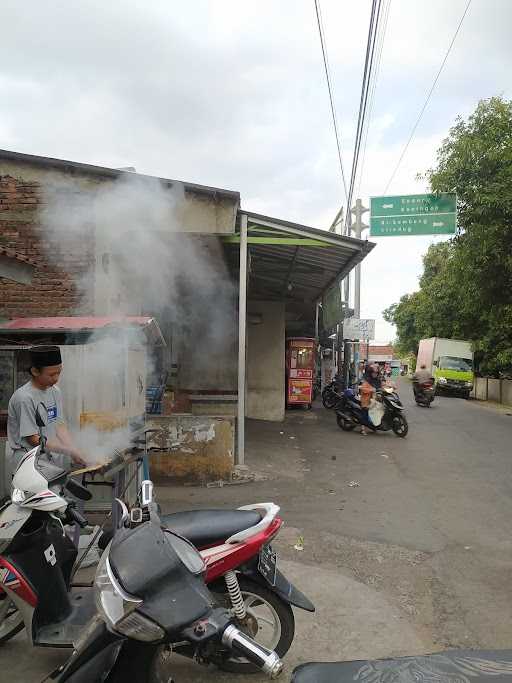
[4,381,512,680]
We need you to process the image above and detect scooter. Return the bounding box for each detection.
[291,649,512,682]
[95,494,314,671]
[0,453,287,681]
[414,380,435,407]
[0,449,313,673]
[50,485,285,682]
[335,386,408,437]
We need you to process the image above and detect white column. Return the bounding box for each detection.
[237,213,248,466]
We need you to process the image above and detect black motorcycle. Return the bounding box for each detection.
[335,386,408,437]
[291,649,512,682]
[321,376,344,409]
[49,501,283,682]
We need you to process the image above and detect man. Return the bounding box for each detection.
[412,363,433,398]
[5,345,85,491]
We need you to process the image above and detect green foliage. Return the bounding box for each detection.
[385,97,512,376]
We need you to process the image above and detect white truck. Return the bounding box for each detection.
[416,338,474,398]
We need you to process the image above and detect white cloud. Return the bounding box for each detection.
[0,0,510,342]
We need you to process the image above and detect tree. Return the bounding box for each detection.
[385,97,512,375]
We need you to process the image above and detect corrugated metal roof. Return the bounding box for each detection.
[0,316,151,330]
[0,148,240,202]
[227,211,375,304]
[0,316,165,345]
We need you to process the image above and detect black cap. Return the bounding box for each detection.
[30,345,62,368]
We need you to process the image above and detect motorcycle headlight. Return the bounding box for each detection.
[438,377,447,384]
[465,382,473,388]
[94,546,164,642]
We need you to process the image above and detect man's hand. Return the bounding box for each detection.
[69,449,86,467]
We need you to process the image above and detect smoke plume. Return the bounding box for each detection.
[40,173,237,465]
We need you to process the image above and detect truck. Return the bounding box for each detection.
[416,338,474,399]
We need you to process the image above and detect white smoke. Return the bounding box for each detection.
[40,173,237,465]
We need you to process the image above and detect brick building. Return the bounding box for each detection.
[0,173,95,319]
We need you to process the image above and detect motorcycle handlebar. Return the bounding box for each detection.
[65,478,92,502]
[222,624,283,679]
[67,506,89,528]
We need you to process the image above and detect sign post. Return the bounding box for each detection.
[370,193,456,237]
[343,318,375,341]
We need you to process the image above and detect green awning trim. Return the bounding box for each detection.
[222,235,328,246]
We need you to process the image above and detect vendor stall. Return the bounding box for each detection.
[0,316,165,510]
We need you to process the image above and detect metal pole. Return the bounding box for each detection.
[353,198,367,317]
[315,301,320,341]
[352,199,369,377]
[237,214,248,466]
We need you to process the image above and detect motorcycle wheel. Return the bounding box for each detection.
[214,576,295,674]
[336,414,356,431]
[0,596,24,644]
[392,414,408,438]
[322,389,337,409]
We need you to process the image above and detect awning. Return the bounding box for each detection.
[224,210,375,304]
[0,316,166,346]
[223,210,375,336]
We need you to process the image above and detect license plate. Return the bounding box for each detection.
[258,544,277,587]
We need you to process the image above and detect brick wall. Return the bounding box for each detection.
[0,175,95,318]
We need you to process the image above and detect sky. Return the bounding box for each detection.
[1,0,511,341]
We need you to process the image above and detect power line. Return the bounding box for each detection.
[346,0,384,231]
[313,0,349,205]
[356,0,392,198]
[383,0,472,194]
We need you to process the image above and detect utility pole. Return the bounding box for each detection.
[351,198,369,318]
[349,199,369,381]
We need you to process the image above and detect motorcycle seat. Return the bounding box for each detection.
[161,509,263,548]
[291,650,512,683]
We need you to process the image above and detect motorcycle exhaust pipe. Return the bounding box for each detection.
[222,624,283,679]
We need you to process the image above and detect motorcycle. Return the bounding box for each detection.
[291,649,512,682]
[0,448,313,674]
[335,386,408,437]
[51,486,286,681]
[414,380,435,407]
[0,452,287,681]
[321,376,344,409]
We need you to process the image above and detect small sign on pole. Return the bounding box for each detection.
[343,317,375,341]
[370,193,456,237]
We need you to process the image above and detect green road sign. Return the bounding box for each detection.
[370,192,456,236]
